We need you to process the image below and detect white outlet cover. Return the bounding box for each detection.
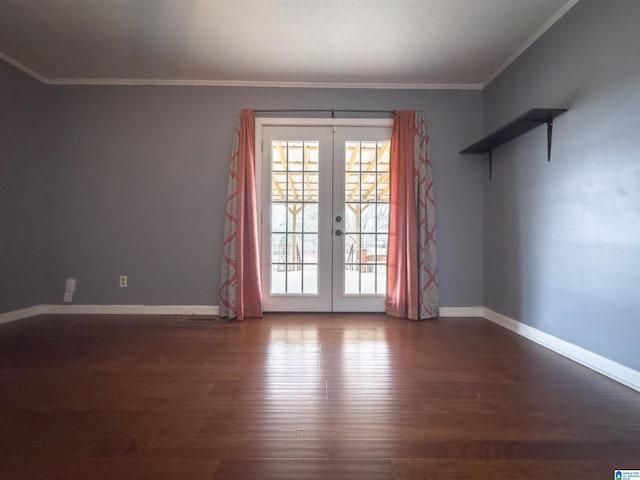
[63,291,74,303]
[120,276,128,287]
[65,278,77,292]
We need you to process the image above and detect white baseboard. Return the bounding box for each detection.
[0,305,48,325]
[44,304,220,316]
[0,304,219,324]
[439,306,484,317]
[1,304,479,323]
[482,307,640,393]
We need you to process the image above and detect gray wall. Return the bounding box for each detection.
[0,61,57,311]
[3,0,636,375]
[483,0,640,371]
[1,70,484,311]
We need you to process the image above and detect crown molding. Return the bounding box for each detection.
[0,53,481,90]
[482,0,579,88]
[0,51,48,84]
[44,77,482,90]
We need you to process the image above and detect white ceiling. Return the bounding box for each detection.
[0,0,577,88]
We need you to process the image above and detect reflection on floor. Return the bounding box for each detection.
[0,312,639,479]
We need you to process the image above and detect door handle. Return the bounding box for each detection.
[335,229,343,237]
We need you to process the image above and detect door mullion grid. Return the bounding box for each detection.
[330,129,335,311]
[300,141,305,295]
[260,122,391,312]
[357,141,363,295]
[374,143,379,295]
[284,142,289,293]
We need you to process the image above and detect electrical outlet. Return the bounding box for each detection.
[119,275,128,288]
[63,278,76,303]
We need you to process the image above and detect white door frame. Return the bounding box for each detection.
[255,117,394,312]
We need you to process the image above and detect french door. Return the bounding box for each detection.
[257,120,393,312]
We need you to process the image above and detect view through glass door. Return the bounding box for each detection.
[259,121,392,312]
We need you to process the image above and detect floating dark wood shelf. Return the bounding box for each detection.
[460,108,568,179]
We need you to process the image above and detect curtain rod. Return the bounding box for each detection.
[252,108,394,117]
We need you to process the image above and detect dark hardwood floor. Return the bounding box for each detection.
[0,313,638,479]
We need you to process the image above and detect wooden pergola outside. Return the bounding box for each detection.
[271,141,390,269]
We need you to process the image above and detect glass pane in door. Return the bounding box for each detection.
[270,140,319,294]
[343,141,390,295]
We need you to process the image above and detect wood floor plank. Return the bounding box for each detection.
[391,459,629,480]
[212,458,395,480]
[1,313,639,479]
[0,458,220,480]
[130,436,640,461]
